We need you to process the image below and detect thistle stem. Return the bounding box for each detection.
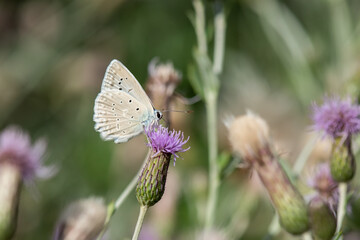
[293,134,318,176]
[204,0,225,229]
[336,183,347,240]
[132,205,148,240]
[213,0,226,75]
[114,164,144,210]
[193,0,208,55]
[115,150,150,209]
[96,151,150,240]
[205,93,219,229]
[302,232,313,240]
[267,214,280,238]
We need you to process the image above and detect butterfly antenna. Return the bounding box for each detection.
[161,109,194,114]
[161,116,170,127]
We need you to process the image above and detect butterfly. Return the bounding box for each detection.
[93,59,162,143]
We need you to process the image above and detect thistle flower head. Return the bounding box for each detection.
[307,163,338,211]
[147,58,182,87]
[0,126,54,182]
[227,112,309,234]
[146,59,182,127]
[227,111,270,162]
[145,124,190,163]
[138,125,189,206]
[312,97,360,138]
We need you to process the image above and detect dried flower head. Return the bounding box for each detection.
[147,58,182,94]
[307,163,339,210]
[312,97,360,138]
[227,112,309,234]
[145,124,190,163]
[227,111,270,162]
[146,59,182,127]
[0,126,54,182]
[53,197,107,240]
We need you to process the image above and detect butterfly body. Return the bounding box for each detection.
[94,60,162,143]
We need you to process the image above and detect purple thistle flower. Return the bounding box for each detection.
[137,124,189,207]
[307,163,339,212]
[145,124,190,164]
[307,163,338,190]
[0,126,55,182]
[312,97,360,138]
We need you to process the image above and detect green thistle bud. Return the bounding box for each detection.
[53,197,107,240]
[330,138,355,182]
[136,151,171,207]
[276,192,309,235]
[309,197,336,240]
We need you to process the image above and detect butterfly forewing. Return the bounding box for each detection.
[94,90,150,143]
[101,60,154,112]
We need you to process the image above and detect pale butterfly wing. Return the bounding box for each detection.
[101,59,154,112]
[94,90,152,143]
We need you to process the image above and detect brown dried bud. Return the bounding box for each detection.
[54,197,107,240]
[227,112,309,234]
[146,59,182,126]
[228,112,270,163]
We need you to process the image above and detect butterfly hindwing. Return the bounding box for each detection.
[93,90,150,143]
[101,59,154,112]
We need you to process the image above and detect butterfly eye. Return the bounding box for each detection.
[156,111,162,119]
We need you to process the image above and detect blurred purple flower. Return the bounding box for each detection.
[312,97,360,138]
[307,163,339,212]
[145,124,190,164]
[139,225,159,240]
[0,126,55,182]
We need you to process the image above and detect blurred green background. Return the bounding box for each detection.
[1,0,360,239]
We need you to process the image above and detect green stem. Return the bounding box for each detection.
[96,151,150,240]
[213,1,226,75]
[329,0,352,79]
[267,214,280,237]
[205,92,219,229]
[132,205,148,240]
[204,1,225,229]
[115,150,150,209]
[336,183,348,240]
[293,134,318,176]
[193,0,208,55]
[193,0,225,229]
[302,232,313,240]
